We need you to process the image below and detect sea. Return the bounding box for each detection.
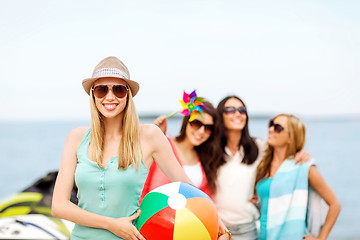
[0,116,359,240]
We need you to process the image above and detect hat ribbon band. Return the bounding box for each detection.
[92,68,129,79]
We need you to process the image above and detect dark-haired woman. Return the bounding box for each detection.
[214,96,310,240]
[141,100,232,239]
[141,101,222,199]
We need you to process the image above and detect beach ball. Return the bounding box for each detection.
[136,182,218,240]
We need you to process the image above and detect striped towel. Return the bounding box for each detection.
[267,159,314,240]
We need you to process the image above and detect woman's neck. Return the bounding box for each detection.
[272,146,288,163]
[103,116,123,138]
[173,138,195,152]
[226,129,242,155]
[269,147,288,177]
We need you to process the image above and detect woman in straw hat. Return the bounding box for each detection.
[51,56,194,240]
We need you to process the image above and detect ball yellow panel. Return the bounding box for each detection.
[173,207,211,240]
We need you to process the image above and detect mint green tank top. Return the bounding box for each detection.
[71,129,149,240]
[256,177,272,240]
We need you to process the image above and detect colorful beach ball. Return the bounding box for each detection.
[136,182,218,240]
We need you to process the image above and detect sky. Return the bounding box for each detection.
[0,0,359,120]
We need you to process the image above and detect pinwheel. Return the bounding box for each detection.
[166,90,206,122]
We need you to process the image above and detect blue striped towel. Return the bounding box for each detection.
[267,159,314,240]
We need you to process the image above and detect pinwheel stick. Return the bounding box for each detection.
[166,110,180,119]
[165,90,206,121]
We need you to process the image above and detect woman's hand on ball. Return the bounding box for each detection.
[108,209,146,240]
[218,233,230,240]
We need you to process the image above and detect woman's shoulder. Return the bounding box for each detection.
[140,124,169,146]
[254,138,267,150]
[70,126,89,135]
[253,138,267,162]
[140,123,162,136]
[62,127,89,153]
[67,127,90,142]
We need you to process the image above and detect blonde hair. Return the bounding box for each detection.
[256,114,306,184]
[89,88,142,170]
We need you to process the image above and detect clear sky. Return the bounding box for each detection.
[1,0,359,120]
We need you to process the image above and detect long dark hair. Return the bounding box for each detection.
[175,101,222,193]
[217,96,259,166]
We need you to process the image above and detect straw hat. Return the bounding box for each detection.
[82,56,140,97]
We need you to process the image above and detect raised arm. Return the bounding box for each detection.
[153,115,168,135]
[305,166,341,240]
[52,128,145,240]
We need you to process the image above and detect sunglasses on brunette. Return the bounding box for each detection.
[269,120,286,133]
[189,119,214,134]
[223,106,247,115]
[92,85,129,99]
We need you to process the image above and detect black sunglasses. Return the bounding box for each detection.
[92,85,128,99]
[223,106,247,115]
[188,119,214,134]
[269,120,286,133]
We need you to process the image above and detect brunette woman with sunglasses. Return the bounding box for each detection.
[255,114,340,240]
[51,56,193,240]
[212,96,264,240]
[141,101,222,199]
[140,100,232,239]
[213,96,311,240]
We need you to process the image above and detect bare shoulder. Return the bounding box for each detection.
[60,127,89,166]
[309,164,320,176]
[254,138,266,148]
[140,124,167,151]
[308,165,326,185]
[65,127,89,146]
[68,126,89,138]
[140,123,163,139]
[255,138,267,158]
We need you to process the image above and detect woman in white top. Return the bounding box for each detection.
[213,95,310,240]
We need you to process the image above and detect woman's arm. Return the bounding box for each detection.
[141,124,192,184]
[305,166,341,240]
[294,149,311,164]
[217,218,231,240]
[142,124,229,239]
[153,115,167,135]
[52,128,145,240]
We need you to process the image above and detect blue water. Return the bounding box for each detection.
[0,117,359,239]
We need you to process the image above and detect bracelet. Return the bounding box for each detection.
[218,228,232,239]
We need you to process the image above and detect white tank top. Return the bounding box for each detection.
[183,162,203,187]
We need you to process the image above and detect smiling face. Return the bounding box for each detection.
[222,97,247,132]
[185,113,214,146]
[267,115,290,148]
[92,77,128,119]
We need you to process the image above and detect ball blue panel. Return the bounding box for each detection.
[178,182,211,200]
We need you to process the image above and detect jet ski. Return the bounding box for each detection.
[0,171,77,239]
